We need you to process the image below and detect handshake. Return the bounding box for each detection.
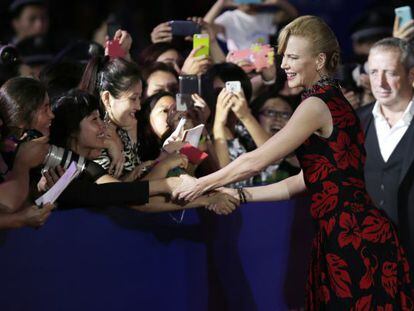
[171,174,241,215]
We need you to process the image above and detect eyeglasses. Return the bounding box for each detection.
[259,109,292,120]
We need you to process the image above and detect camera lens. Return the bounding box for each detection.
[0,45,20,66]
[42,145,87,174]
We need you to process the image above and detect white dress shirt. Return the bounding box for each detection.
[372,98,414,162]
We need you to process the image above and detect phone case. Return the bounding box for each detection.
[193,34,210,58]
[169,21,201,36]
[225,81,241,93]
[395,6,413,27]
[179,75,199,95]
[107,39,126,59]
[228,44,274,72]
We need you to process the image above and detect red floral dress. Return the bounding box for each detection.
[296,80,413,310]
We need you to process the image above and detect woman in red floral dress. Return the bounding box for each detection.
[172,16,413,309]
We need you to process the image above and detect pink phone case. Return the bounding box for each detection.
[107,39,126,59]
[228,44,274,72]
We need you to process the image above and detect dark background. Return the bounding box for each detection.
[0,0,412,60]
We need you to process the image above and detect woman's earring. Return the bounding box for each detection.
[104,111,110,123]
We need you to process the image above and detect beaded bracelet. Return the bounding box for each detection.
[237,187,247,204]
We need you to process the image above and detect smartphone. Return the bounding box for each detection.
[225,81,241,93]
[107,22,121,40]
[395,6,413,28]
[193,34,209,58]
[176,93,193,112]
[169,20,201,37]
[179,75,199,95]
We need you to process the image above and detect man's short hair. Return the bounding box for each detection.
[370,37,414,71]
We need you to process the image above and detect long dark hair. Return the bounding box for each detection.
[78,56,143,101]
[137,91,174,161]
[138,43,181,68]
[50,89,100,149]
[0,77,47,138]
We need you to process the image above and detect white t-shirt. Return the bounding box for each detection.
[215,9,276,51]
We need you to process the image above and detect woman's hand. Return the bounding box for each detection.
[158,153,189,172]
[172,174,205,201]
[37,166,65,192]
[258,63,276,84]
[122,161,155,182]
[104,29,133,60]
[230,90,251,120]
[192,93,211,123]
[106,139,125,178]
[393,15,414,41]
[204,191,239,215]
[18,203,54,228]
[105,122,125,178]
[181,47,212,75]
[151,22,173,43]
[214,88,233,126]
[15,136,49,170]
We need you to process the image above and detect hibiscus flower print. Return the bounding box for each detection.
[338,212,362,250]
[330,131,360,170]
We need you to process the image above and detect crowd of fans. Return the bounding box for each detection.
[0,0,413,262]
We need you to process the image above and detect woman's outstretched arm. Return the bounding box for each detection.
[173,96,332,201]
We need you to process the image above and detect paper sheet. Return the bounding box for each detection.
[35,162,79,206]
[184,124,204,147]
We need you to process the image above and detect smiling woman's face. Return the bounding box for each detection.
[72,110,106,159]
[149,95,176,138]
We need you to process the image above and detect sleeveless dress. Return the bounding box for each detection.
[295,79,413,310]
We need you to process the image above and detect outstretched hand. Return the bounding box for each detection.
[172,174,205,202]
[205,191,239,215]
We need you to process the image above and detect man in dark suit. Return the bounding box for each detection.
[358,37,414,274]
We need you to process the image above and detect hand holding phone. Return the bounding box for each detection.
[193,34,210,58]
[395,6,413,28]
[227,44,274,73]
[169,20,201,37]
[107,39,126,59]
[225,81,241,93]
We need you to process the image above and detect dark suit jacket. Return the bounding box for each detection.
[357,103,414,268]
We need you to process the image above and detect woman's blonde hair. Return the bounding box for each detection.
[277,15,340,73]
